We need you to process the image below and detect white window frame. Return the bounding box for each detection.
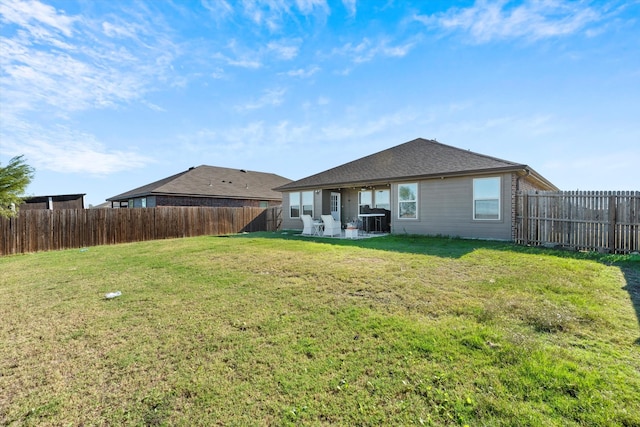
[374,189,390,210]
[301,191,314,217]
[358,190,372,213]
[473,177,501,220]
[397,183,418,219]
[289,192,300,218]
[289,191,314,218]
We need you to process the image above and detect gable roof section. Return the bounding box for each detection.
[108,166,292,201]
[275,138,557,191]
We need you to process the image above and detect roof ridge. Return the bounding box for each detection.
[274,137,539,192]
[418,138,523,167]
[107,165,291,201]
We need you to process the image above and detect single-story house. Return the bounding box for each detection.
[20,194,85,210]
[107,165,291,208]
[274,138,558,240]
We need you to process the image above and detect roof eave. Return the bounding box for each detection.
[518,168,559,191]
[107,191,282,202]
[274,165,531,192]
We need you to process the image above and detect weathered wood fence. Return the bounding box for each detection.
[0,206,282,256]
[515,191,639,254]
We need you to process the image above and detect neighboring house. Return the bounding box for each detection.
[274,138,558,240]
[88,202,111,209]
[20,194,85,210]
[107,165,291,209]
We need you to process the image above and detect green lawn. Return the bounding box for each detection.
[1,232,639,426]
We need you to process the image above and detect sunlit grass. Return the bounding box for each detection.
[1,233,638,425]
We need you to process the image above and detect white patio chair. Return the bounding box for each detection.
[300,214,314,235]
[321,214,342,237]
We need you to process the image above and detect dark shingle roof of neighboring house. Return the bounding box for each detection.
[23,194,86,203]
[274,138,557,191]
[107,165,292,202]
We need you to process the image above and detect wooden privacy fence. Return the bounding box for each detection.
[0,206,282,256]
[515,191,639,254]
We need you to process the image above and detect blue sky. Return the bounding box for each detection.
[1,0,638,207]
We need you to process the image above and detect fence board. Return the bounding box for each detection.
[1,206,281,256]
[516,191,639,254]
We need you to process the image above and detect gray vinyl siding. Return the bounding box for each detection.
[391,173,512,240]
[280,190,322,231]
[279,173,514,239]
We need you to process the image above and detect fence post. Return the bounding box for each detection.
[522,193,529,245]
[608,194,617,253]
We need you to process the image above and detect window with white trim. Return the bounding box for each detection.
[375,189,390,210]
[289,192,300,218]
[473,177,501,220]
[398,183,417,219]
[301,191,313,216]
[289,191,314,218]
[358,190,372,213]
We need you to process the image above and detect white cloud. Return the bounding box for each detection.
[238,0,329,31]
[101,21,136,38]
[342,0,356,17]
[240,0,290,32]
[0,119,151,175]
[320,108,421,140]
[211,66,226,78]
[177,119,313,168]
[0,0,179,114]
[284,65,320,77]
[267,40,300,59]
[0,0,176,177]
[201,0,234,18]
[333,37,416,64]
[295,0,329,15]
[415,0,602,43]
[1,39,142,111]
[0,0,76,37]
[191,106,421,151]
[222,55,263,68]
[213,38,300,69]
[234,88,287,111]
[214,39,263,68]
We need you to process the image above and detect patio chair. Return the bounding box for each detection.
[301,214,314,235]
[321,214,342,237]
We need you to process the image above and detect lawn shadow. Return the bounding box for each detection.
[232,231,487,259]
[620,265,640,345]
[233,231,640,262]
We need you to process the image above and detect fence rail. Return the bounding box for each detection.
[1,206,282,256]
[515,191,639,254]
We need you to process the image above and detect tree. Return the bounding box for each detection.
[0,155,35,218]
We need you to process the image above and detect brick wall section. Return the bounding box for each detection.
[156,195,280,208]
[511,174,517,240]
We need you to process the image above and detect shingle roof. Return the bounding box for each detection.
[107,165,292,201]
[274,138,556,191]
[24,194,86,203]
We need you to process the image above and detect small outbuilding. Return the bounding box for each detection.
[20,194,86,210]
